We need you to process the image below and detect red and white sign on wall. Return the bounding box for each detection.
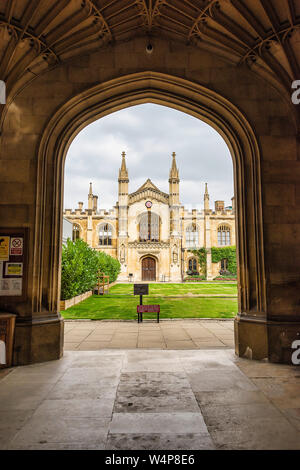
[10,237,23,256]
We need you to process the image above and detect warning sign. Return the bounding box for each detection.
[0,229,27,300]
[0,237,9,261]
[10,237,23,256]
[5,263,23,276]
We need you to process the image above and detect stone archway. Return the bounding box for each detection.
[35,71,265,358]
[2,60,299,365]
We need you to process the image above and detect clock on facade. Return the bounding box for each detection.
[145,201,152,208]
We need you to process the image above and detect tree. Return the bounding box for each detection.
[61,239,99,300]
[61,239,121,300]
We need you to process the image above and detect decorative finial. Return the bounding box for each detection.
[119,151,129,181]
[169,151,179,180]
[120,151,127,172]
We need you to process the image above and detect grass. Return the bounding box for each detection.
[61,282,238,320]
[108,282,237,296]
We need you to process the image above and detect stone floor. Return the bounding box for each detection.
[0,348,300,450]
[64,319,235,350]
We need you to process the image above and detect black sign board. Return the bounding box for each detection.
[134,284,149,296]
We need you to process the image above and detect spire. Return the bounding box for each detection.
[119,151,128,181]
[121,151,127,172]
[88,182,93,210]
[169,152,180,205]
[204,182,210,212]
[169,152,179,180]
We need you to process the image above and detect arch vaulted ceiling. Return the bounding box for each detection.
[0,0,299,106]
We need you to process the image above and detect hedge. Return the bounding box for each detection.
[97,250,120,283]
[211,246,237,275]
[61,239,120,300]
[184,275,206,282]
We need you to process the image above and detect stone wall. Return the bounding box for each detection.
[0,36,299,363]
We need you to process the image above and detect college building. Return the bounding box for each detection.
[63,152,236,282]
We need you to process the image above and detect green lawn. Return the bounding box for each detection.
[62,282,238,320]
[109,282,237,296]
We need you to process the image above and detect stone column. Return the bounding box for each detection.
[117,152,129,281]
[204,215,213,280]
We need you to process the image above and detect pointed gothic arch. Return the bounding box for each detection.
[138,211,160,242]
[72,223,82,242]
[34,71,266,361]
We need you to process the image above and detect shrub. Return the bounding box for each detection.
[61,239,121,300]
[61,239,99,300]
[96,251,121,283]
[213,272,237,281]
[184,274,206,282]
[186,270,199,276]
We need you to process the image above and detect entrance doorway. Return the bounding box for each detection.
[142,257,156,281]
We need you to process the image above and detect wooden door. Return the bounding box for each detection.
[142,257,156,281]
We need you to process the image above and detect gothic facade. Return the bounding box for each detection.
[64,152,236,282]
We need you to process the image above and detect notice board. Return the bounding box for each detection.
[134,284,149,296]
[0,228,28,301]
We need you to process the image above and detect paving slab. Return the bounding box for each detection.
[64,320,234,350]
[1,349,300,450]
[109,412,208,434]
[9,415,110,448]
[106,433,215,450]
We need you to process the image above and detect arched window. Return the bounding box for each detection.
[139,212,159,242]
[218,225,231,246]
[72,224,81,241]
[188,257,197,272]
[99,223,113,246]
[186,224,199,248]
[221,258,228,270]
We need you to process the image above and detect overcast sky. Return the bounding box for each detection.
[64,104,234,211]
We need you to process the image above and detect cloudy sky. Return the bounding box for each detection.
[64,104,234,211]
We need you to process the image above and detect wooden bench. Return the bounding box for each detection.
[137,305,160,323]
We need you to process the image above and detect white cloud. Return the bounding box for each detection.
[64,103,234,209]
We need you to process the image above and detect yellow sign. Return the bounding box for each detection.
[0,236,9,261]
[5,263,23,276]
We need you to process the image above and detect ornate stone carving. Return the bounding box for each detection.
[128,241,169,249]
[120,244,126,264]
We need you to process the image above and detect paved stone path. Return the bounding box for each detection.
[0,349,300,450]
[64,319,235,350]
